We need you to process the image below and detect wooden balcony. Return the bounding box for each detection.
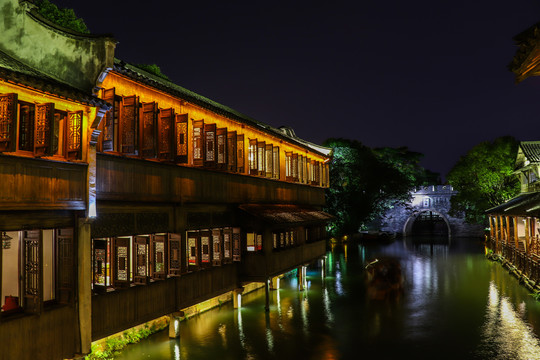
[240,240,327,281]
[97,153,325,206]
[0,154,86,210]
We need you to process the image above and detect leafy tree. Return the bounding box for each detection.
[447,136,520,224]
[373,146,441,186]
[35,0,90,34]
[135,64,170,81]
[324,138,413,236]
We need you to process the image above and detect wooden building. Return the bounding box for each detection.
[486,23,540,287]
[0,1,332,359]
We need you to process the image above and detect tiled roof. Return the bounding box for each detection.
[486,192,540,216]
[113,59,332,157]
[0,50,110,109]
[520,141,540,163]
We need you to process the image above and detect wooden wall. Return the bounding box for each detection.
[240,240,326,281]
[0,154,86,210]
[0,306,78,360]
[91,264,238,340]
[97,153,325,206]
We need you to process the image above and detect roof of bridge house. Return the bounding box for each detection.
[486,192,540,216]
[519,141,540,163]
[113,59,332,158]
[0,49,110,109]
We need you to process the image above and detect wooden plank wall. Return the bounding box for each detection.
[0,155,86,210]
[0,306,78,360]
[96,153,325,206]
[91,264,238,340]
[241,240,326,280]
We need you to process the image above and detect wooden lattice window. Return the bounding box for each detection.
[227,131,237,172]
[158,108,174,160]
[237,134,245,173]
[187,230,199,270]
[56,228,73,304]
[101,88,116,152]
[18,102,35,152]
[0,93,17,152]
[92,238,110,289]
[249,139,258,175]
[119,95,138,154]
[217,127,227,170]
[266,144,273,178]
[133,236,149,284]
[113,237,131,288]
[291,153,298,181]
[223,227,232,263]
[204,123,216,167]
[200,230,211,268]
[192,120,204,166]
[174,114,188,164]
[34,103,55,156]
[140,102,157,158]
[257,141,265,176]
[298,155,304,183]
[66,111,83,159]
[151,235,167,279]
[273,146,280,179]
[23,230,42,314]
[212,229,222,266]
[168,233,182,276]
[233,227,241,262]
[285,152,292,180]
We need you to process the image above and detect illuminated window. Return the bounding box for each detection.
[192,120,204,166]
[0,93,17,152]
[257,141,265,176]
[272,146,280,179]
[175,114,189,164]
[249,139,258,175]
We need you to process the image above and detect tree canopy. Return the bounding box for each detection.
[447,136,520,224]
[135,64,170,81]
[324,138,437,236]
[35,0,90,34]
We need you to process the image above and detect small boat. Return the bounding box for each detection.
[365,257,403,300]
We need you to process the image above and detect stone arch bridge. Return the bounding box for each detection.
[381,185,483,238]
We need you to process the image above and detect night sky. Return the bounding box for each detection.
[53,0,540,180]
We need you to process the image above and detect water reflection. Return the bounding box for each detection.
[115,237,540,360]
[478,281,540,359]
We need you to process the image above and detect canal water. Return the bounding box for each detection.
[115,237,540,360]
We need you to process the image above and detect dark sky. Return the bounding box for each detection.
[54,0,540,179]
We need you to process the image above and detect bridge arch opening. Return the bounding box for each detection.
[403,209,451,238]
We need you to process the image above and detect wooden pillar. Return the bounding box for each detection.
[233,287,244,309]
[505,216,511,244]
[525,218,530,253]
[78,219,92,355]
[298,266,306,291]
[265,278,270,312]
[494,215,500,248]
[514,216,519,248]
[321,256,326,279]
[168,311,184,338]
[270,276,280,290]
[489,216,494,240]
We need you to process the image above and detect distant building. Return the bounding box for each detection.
[381,185,483,238]
[0,1,333,359]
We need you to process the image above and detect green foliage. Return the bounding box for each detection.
[373,146,441,186]
[447,136,520,224]
[135,64,170,81]
[324,138,420,236]
[35,0,90,34]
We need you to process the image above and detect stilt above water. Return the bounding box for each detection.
[233,287,244,309]
[168,311,184,338]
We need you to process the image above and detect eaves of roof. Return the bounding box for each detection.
[0,50,110,109]
[113,59,331,158]
[520,141,540,163]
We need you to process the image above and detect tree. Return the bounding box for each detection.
[324,138,413,236]
[135,64,170,81]
[373,146,441,186]
[35,0,90,34]
[447,136,520,224]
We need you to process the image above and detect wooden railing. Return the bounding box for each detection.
[0,154,86,210]
[496,241,540,283]
[96,153,325,206]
